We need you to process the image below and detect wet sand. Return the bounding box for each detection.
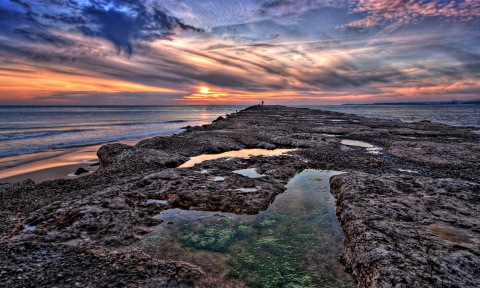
[0,138,149,183]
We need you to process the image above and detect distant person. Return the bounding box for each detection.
[261,101,264,106]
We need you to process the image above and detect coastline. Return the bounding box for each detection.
[0,137,162,184]
[0,105,478,287]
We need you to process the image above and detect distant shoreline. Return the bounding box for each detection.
[341,100,480,106]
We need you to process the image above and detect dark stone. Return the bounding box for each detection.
[73,168,90,176]
[212,116,224,123]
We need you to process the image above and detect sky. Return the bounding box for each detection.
[0,0,479,105]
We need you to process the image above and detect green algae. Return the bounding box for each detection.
[180,218,253,252]
[170,170,353,287]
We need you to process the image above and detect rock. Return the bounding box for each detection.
[1,105,478,287]
[0,243,203,287]
[73,168,90,176]
[330,172,480,287]
[212,116,224,123]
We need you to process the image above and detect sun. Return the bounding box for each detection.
[199,86,210,94]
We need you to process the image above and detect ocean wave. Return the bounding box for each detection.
[0,129,94,141]
[0,120,189,132]
[0,129,184,158]
[163,120,188,123]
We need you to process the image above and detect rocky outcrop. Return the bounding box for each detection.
[1,105,479,287]
[330,172,480,287]
[0,243,203,287]
[97,143,188,172]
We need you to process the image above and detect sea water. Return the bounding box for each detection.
[304,104,480,127]
[1,104,477,162]
[0,105,244,158]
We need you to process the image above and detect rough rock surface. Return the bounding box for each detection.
[331,173,479,287]
[1,105,479,287]
[0,242,203,287]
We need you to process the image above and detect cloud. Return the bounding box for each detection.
[84,3,205,54]
[345,0,480,29]
[0,0,203,56]
[0,0,479,104]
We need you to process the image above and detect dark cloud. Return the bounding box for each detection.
[83,7,139,55]
[0,0,203,56]
[10,0,31,10]
[82,2,203,55]
[12,27,71,45]
[261,0,295,10]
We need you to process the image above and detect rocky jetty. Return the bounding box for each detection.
[331,173,479,287]
[1,105,478,287]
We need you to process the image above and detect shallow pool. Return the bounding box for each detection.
[341,139,382,154]
[144,169,353,287]
[178,148,296,168]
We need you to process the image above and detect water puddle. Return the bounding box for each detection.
[213,176,225,182]
[146,170,353,287]
[398,169,418,173]
[146,199,168,205]
[23,225,36,232]
[233,168,265,179]
[179,148,296,168]
[341,139,382,154]
[235,188,258,193]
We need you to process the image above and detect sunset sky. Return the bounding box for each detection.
[0,0,479,105]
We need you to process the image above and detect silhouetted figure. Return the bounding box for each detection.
[261,101,264,106]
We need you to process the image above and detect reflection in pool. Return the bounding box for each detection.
[340,139,383,154]
[233,168,265,178]
[235,188,258,193]
[178,148,296,168]
[146,199,168,205]
[146,170,353,287]
[23,225,36,232]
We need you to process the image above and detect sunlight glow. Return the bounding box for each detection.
[199,86,210,94]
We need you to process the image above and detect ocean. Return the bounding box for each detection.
[0,106,244,159]
[0,105,479,159]
[308,104,480,127]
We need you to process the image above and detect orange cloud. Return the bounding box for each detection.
[0,65,183,103]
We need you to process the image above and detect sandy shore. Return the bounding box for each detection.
[0,138,148,184]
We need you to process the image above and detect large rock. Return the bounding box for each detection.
[97,143,188,171]
[0,243,203,287]
[330,172,480,287]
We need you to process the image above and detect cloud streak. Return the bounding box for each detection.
[0,0,479,104]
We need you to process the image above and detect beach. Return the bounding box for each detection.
[0,105,479,287]
[0,139,145,183]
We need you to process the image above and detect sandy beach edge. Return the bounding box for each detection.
[0,136,169,184]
